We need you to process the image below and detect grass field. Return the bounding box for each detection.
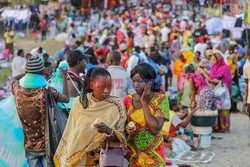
[0,67,11,87]
[0,38,64,87]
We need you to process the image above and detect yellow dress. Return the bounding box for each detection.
[123,93,169,167]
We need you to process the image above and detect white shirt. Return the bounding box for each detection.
[107,66,135,99]
[243,60,250,104]
[160,27,170,42]
[12,56,26,77]
[172,115,182,127]
[194,43,207,58]
[126,55,139,74]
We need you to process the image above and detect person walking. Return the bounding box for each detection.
[107,51,135,99]
[243,50,250,115]
[39,16,48,41]
[4,27,15,60]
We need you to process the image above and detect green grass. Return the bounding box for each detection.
[0,37,64,87]
[0,66,12,87]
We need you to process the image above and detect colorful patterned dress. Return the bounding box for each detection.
[123,93,169,167]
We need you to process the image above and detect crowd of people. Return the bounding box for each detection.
[1,0,250,167]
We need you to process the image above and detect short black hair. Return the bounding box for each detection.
[108,51,121,62]
[17,49,24,56]
[44,61,52,67]
[43,53,49,58]
[38,47,43,53]
[169,99,178,110]
[102,39,109,45]
[76,41,81,46]
[195,51,201,56]
[135,46,141,53]
[67,50,86,67]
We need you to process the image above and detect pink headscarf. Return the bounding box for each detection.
[210,56,232,94]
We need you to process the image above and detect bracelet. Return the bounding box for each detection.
[105,130,114,138]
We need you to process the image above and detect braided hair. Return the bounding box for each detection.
[80,67,111,109]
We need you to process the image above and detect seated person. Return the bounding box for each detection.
[162,99,198,149]
[163,99,195,138]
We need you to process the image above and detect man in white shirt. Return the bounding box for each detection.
[126,46,141,74]
[12,49,26,77]
[160,25,170,42]
[107,51,135,99]
[194,37,207,58]
[77,22,86,44]
[243,50,250,115]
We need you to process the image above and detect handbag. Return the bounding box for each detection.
[44,87,67,166]
[99,140,128,167]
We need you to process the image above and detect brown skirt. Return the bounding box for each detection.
[6,43,14,55]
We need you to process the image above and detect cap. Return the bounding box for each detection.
[25,56,44,73]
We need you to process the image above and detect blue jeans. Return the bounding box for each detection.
[25,150,47,167]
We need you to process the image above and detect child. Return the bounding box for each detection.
[32,30,38,42]
[43,53,49,62]
[163,99,199,149]
[163,99,195,138]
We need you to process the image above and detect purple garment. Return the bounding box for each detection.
[210,58,232,94]
[186,73,208,93]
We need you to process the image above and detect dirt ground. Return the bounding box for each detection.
[199,112,250,167]
[2,39,250,167]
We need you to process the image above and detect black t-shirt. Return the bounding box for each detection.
[194,28,208,37]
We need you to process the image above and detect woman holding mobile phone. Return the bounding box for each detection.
[123,63,170,166]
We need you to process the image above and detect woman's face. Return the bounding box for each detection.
[132,73,147,96]
[91,75,112,100]
[211,55,218,66]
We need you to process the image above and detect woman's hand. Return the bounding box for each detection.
[125,124,136,135]
[188,108,196,115]
[140,81,153,103]
[59,67,68,80]
[197,67,203,74]
[95,122,112,135]
[188,100,196,108]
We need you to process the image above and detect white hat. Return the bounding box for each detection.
[119,43,127,51]
[213,49,224,58]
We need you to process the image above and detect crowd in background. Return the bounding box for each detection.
[1,0,250,166]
